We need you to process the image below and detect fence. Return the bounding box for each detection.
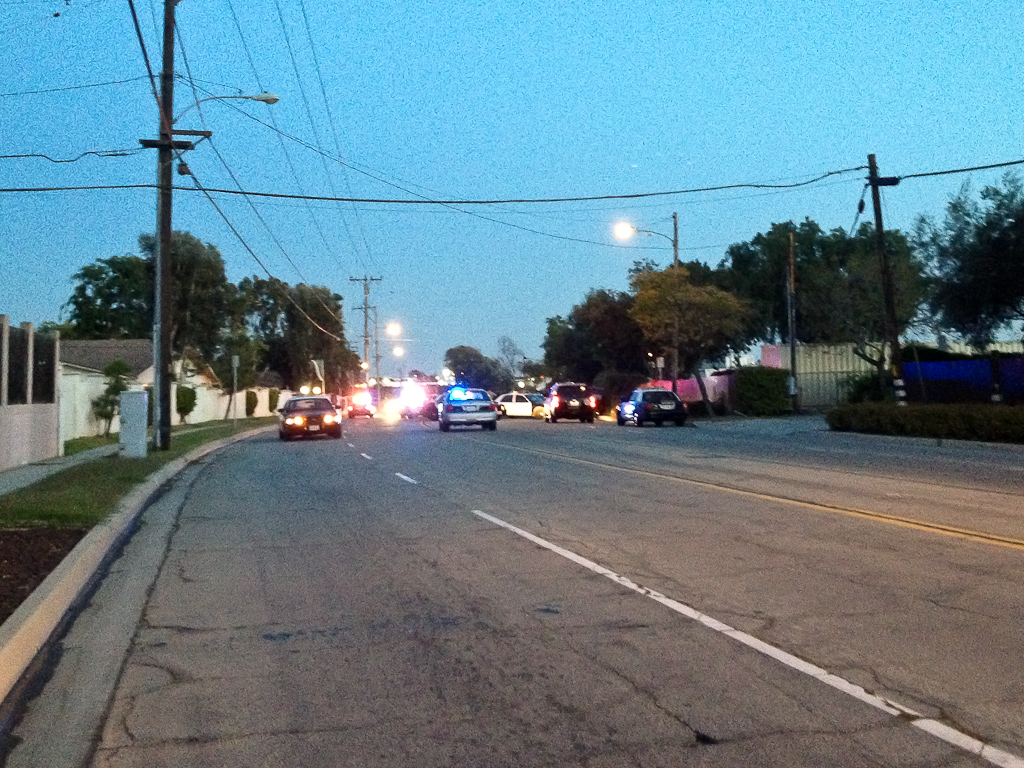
[0,317,60,471]
[762,343,885,410]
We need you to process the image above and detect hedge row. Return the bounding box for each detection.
[825,402,1024,443]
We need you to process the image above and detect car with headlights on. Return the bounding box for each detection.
[616,387,688,427]
[278,395,343,440]
[543,382,597,423]
[437,387,498,431]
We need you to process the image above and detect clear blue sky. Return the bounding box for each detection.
[2,0,1021,376]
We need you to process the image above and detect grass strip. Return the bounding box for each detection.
[1,418,276,530]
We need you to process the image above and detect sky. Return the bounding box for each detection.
[2,0,1022,378]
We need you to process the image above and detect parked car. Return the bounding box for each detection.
[437,387,498,431]
[278,395,343,440]
[617,387,688,427]
[495,391,544,418]
[543,382,596,423]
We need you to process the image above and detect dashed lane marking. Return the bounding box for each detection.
[472,509,1024,768]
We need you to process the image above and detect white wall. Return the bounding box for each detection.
[0,404,60,471]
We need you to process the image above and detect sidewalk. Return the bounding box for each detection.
[0,445,119,500]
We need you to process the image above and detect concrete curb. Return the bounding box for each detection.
[0,427,272,721]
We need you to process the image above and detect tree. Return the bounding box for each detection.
[497,336,525,378]
[629,266,749,413]
[91,358,133,436]
[914,174,1024,345]
[719,219,925,383]
[139,231,232,361]
[542,289,647,383]
[444,346,511,392]
[65,255,152,340]
[175,386,197,424]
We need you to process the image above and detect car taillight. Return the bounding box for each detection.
[445,404,455,413]
[587,396,596,408]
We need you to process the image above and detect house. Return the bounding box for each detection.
[60,339,154,443]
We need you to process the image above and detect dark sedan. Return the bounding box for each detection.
[617,387,688,427]
[278,396,343,440]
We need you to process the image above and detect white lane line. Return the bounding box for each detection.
[347,443,356,448]
[360,453,373,460]
[395,473,418,485]
[471,509,1024,768]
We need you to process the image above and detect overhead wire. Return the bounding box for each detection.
[298,0,375,271]
[271,0,355,276]
[173,21,345,329]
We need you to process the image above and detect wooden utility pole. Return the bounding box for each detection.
[787,231,798,412]
[349,276,381,382]
[867,154,906,405]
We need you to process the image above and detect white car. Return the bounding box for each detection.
[495,392,544,418]
[437,387,498,431]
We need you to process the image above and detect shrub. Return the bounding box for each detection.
[734,367,790,416]
[245,390,259,417]
[175,386,197,424]
[268,387,280,412]
[91,358,133,436]
[594,369,648,413]
[825,403,1024,443]
[844,371,891,404]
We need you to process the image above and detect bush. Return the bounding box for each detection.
[734,367,790,416]
[825,403,1024,443]
[268,387,280,412]
[844,371,891,404]
[175,386,197,424]
[245,390,259,417]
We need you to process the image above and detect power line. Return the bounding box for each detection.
[0,75,150,98]
[897,158,1024,181]
[0,149,143,162]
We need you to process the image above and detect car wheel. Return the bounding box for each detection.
[487,420,497,431]
[439,420,450,432]
[634,415,644,427]
[279,432,289,441]
[675,418,686,426]
[616,414,625,426]
[550,415,558,423]
[654,419,662,427]
[587,415,595,424]
[332,429,342,438]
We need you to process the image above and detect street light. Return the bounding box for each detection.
[613,213,681,394]
[172,92,280,124]
[141,64,279,449]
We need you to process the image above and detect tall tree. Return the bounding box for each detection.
[64,254,152,340]
[629,265,749,412]
[542,289,647,384]
[139,231,232,360]
[914,174,1024,345]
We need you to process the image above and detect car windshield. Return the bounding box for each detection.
[557,387,586,397]
[288,398,330,411]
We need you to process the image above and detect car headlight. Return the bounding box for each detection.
[323,414,335,424]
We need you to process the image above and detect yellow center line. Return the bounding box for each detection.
[474,439,1024,552]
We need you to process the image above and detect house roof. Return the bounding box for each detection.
[60,339,153,376]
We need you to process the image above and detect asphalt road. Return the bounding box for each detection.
[8,414,1024,767]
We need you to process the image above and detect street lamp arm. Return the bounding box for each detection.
[173,92,280,124]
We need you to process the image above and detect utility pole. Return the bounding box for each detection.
[349,275,381,383]
[138,0,208,450]
[867,154,906,405]
[787,231,799,412]
[669,212,680,395]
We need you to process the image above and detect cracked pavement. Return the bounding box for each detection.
[6,416,1023,766]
